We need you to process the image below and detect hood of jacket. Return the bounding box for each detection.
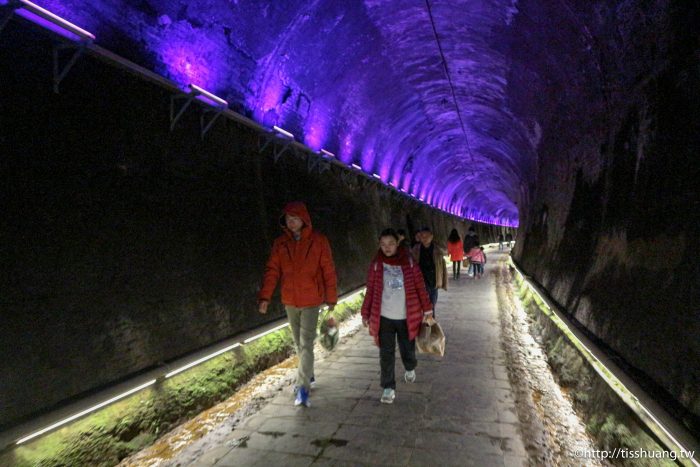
[279,201,313,239]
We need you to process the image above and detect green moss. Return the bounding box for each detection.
[2,295,364,467]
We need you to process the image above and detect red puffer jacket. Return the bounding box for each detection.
[361,248,433,346]
[447,240,464,261]
[258,202,337,307]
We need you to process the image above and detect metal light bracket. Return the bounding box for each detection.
[53,42,86,93]
[169,94,195,132]
[200,108,224,139]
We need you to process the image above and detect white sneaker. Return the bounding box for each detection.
[380,388,396,404]
[404,370,416,383]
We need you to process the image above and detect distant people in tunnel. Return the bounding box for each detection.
[466,243,487,279]
[498,233,505,251]
[506,231,514,248]
[411,227,448,317]
[396,228,411,251]
[447,228,464,280]
[257,201,338,408]
[463,226,480,277]
[361,228,434,404]
[412,230,422,248]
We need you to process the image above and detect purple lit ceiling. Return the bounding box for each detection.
[23,0,540,226]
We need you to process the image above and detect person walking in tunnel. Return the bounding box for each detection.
[411,227,447,317]
[462,226,480,277]
[361,229,433,404]
[497,232,505,251]
[466,242,487,279]
[447,228,464,280]
[396,228,411,251]
[506,231,514,248]
[258,201,337,408]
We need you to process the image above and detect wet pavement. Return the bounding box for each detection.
[184,250,531,466]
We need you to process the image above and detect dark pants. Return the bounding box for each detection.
[426,286,438,318]
[379,317,417,389]
[452,261,461,278]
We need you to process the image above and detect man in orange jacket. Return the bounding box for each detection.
[258,201,337,407]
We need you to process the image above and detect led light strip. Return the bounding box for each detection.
[165,342,241,378]
[242,322,290,344]
[272,125,294,139]
[189,84,227,107]
[16,0,95,40]
[16,379,157,445]
[509,257,699,466]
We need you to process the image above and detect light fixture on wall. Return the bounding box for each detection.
[170,84,228,138]
[1,0,95,41]
[0,0,96,93]
[351,163,361,170]
[188,84,227,108]
[272,125,294,139]
[372,173,381,180]
[320,149,335,158]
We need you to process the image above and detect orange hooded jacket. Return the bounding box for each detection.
[258,202,338,308]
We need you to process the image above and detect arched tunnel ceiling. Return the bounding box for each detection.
[22,0,542,226]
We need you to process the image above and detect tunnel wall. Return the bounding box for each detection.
[0,25,506,429]
[510,0,700,432]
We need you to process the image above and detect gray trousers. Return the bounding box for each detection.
[286,305,320,391]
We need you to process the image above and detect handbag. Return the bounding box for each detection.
[416,317,445,356]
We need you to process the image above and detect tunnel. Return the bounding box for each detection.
[0,0,698,465]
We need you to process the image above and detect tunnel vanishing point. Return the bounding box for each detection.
[0,0,699,464]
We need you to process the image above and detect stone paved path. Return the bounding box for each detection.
[194,250,529,466]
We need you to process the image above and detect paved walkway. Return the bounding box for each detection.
[193,250,529,466]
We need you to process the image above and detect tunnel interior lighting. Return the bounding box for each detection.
[16,379,157,445]
[272,125,294,139]
[188,84,227,108]
[165,342,241,378]
[372,173,381,179]
[351,163,361,170]
[320,149,335,158]
[243,322,290,344]
[14,0,95,41]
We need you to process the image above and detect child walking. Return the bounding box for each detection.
[447,228,464,280]
[466,243,487,279]
[361,229,434,404]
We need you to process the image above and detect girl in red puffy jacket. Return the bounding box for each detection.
[361,228,433,404]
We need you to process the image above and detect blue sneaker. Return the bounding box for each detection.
[294,386,310,407]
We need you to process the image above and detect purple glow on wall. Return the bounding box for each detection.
[11,0,526,227]
[360,140,376,173]
[339,134,354,164]
[158,43,216,91]
[303,105,330,151]
[250,74,286,123]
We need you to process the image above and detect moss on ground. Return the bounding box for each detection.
[512,271,674,466]
[1,294,364,467]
